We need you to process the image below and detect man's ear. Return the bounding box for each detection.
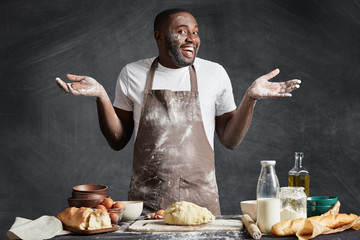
[154,31,163,44]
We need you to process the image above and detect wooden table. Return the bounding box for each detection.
[52,215,360,240]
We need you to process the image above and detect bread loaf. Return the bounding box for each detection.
[88,209,112,230]
[271,213,358,236]
[270,218,306,236]
[57,207,112,230]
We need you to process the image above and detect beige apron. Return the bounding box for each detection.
[128,58,221,215]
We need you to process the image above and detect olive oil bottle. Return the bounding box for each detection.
[288,152,310,196]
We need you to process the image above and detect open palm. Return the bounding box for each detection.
[247,69,301,100]
[55,74,104,97]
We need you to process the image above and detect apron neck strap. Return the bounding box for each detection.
[145,57,198,91]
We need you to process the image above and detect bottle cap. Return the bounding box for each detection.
[260,160,276,165]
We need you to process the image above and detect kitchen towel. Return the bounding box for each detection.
[7,215,70,240]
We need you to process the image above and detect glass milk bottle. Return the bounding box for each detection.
[288,152,310,197]
[256,160,280,234]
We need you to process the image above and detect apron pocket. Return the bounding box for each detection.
[128,176,164,213]
[179,177,220,214]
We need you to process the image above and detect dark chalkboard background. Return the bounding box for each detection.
[1,0,360,237]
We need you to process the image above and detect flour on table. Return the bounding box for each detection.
[127,219,243,232]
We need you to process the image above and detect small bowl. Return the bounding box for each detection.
[307,196,338,207]
[240,200,257,221]
[68,197,105,208]
[71,192,106,199]
[72,184,108,195]
[121,201,143,222]
[108,207,126,224]
[307,205,334,217]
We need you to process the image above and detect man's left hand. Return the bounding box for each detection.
[247,69,301,100]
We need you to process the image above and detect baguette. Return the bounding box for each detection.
[270,218,306,236]
[57,207,112,230]
[271,213,358,236]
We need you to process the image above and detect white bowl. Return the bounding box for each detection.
[240,200,257,221]
[121,201,143,221]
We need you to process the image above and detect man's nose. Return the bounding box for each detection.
[186,32,197,43]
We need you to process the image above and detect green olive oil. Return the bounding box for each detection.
[288,174,310,197]
[288,152,310,197]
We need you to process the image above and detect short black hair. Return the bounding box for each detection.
[154,8,192,32]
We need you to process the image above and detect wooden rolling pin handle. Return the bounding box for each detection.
[242,214,262,239]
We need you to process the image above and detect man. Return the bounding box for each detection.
[56,8,301,214]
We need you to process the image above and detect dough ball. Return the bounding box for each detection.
[163,201,215,225]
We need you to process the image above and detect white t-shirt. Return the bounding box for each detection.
[113,57,237,149]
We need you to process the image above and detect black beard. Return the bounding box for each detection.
[165,37,196,67]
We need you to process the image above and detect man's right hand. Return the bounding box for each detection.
[56,74,106,98]
[56,73,133,150]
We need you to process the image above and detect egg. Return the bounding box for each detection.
[96,204,108,211]
[155,209,164,219]
[156,209,164,216]
[102,197,114,209]
[113,201,125,209]
[109,212,119,224]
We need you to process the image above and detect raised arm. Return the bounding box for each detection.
[216,69,301,150]
[56,74,134,150]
